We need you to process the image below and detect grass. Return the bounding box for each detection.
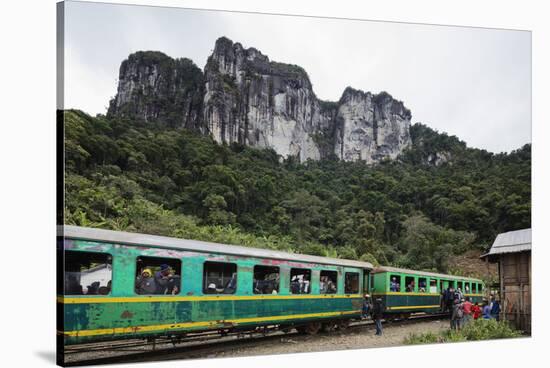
[404,319,522,345]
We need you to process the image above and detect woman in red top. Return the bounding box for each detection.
[472,303,482,320]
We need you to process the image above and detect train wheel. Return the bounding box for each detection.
[321,322,336,333]
[337,319,350,330]
[281,326,293,334]
[296,326,307,334]
[305,322,321,335]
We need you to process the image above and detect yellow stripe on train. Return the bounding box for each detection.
[371,292,484,297]
[58,294,363,304]
[59,310,361,337]
[386,305,441,310]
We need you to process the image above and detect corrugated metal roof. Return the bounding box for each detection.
[481,228,531,258]
[372,266,482,282]
[60,225,373,270]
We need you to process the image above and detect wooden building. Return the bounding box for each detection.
[481,228,531,333]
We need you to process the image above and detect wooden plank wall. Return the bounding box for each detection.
[499,251,531,333]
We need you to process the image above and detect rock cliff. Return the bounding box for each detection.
[107,51,205,129]
[108,37,412,163]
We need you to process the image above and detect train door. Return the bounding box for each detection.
[363,269,370,294]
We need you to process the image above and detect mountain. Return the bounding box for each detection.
[63,108,531,274]
[107,37,412,163]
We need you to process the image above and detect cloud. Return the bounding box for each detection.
[63,2,531,153]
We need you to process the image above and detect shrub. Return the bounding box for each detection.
[404,332,440,345]
[404,319,521,345]
[460,319,521,340]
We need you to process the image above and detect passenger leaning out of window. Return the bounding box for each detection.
[390,277,399,292]
[136,269,157,294]
[154,264,175,294]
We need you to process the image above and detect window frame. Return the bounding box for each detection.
[289,268,312,294]
[64,249,113,296]
[344,272,360,294]
[389,274,402,292]
[203,261,238,295]
[135,255,182,296]
[252,265,280,295]
[320,270,338,294]
[418,277,427,293]
[404,275,416,292]
[429,278,438,293]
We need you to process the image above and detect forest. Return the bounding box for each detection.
[62,109,531,275]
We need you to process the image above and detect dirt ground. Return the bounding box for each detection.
[210,320,450,359]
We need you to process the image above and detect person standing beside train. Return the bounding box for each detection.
[362,294,372,319]
[451,299,464,330]
[482,301,492,319]
[372,297,384,336]
[462,297,473,325]
[491,299,501,321]
[472,302,482,320]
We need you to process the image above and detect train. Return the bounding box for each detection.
[57,225,484,346]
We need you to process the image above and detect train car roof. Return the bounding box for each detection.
[371,266,482,282]
[60,225,373,270]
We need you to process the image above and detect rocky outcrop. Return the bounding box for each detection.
[108,37,412,163]
[203,37,325,161]
[107,51,205,129]
[335,88,412,163]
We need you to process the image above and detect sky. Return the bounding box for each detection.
[62,1,531,153]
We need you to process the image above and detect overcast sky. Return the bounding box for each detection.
[62,1,531,153]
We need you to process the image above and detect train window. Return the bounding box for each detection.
[64,250,112,295]
[472,283,477,294]
[253,265,280,294]
[203,262,237,294]
[418,277,427,292]
[290,268,311,294]
[478,283,483,293]
[370,274,375,292]
[464,282,471,294]
[405,276,415,292]
[320,270,338,294]
[457,281,463,292]
[430,279,438,293]
[135,256,181,295]
[389,274,401,292]
[345,272,360,294]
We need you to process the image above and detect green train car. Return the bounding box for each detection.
[57,226,373,346]
[369,266,485,319]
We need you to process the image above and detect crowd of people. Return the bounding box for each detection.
[442,286,501,330]
[65,274,112,295]
[320,275,337,294]
[361,288,502,336]
[253,274,279,294]
[290,273,310,294]
[135,264,181,295]
[204,272,237,294]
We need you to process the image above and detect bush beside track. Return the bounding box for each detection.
[404,319,523,345]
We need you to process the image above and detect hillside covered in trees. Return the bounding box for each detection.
[62,109,531,276]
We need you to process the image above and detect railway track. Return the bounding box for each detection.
[64,313,449,366]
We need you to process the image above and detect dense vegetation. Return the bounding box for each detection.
[404,319,523,344]
[63,110,530,274]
